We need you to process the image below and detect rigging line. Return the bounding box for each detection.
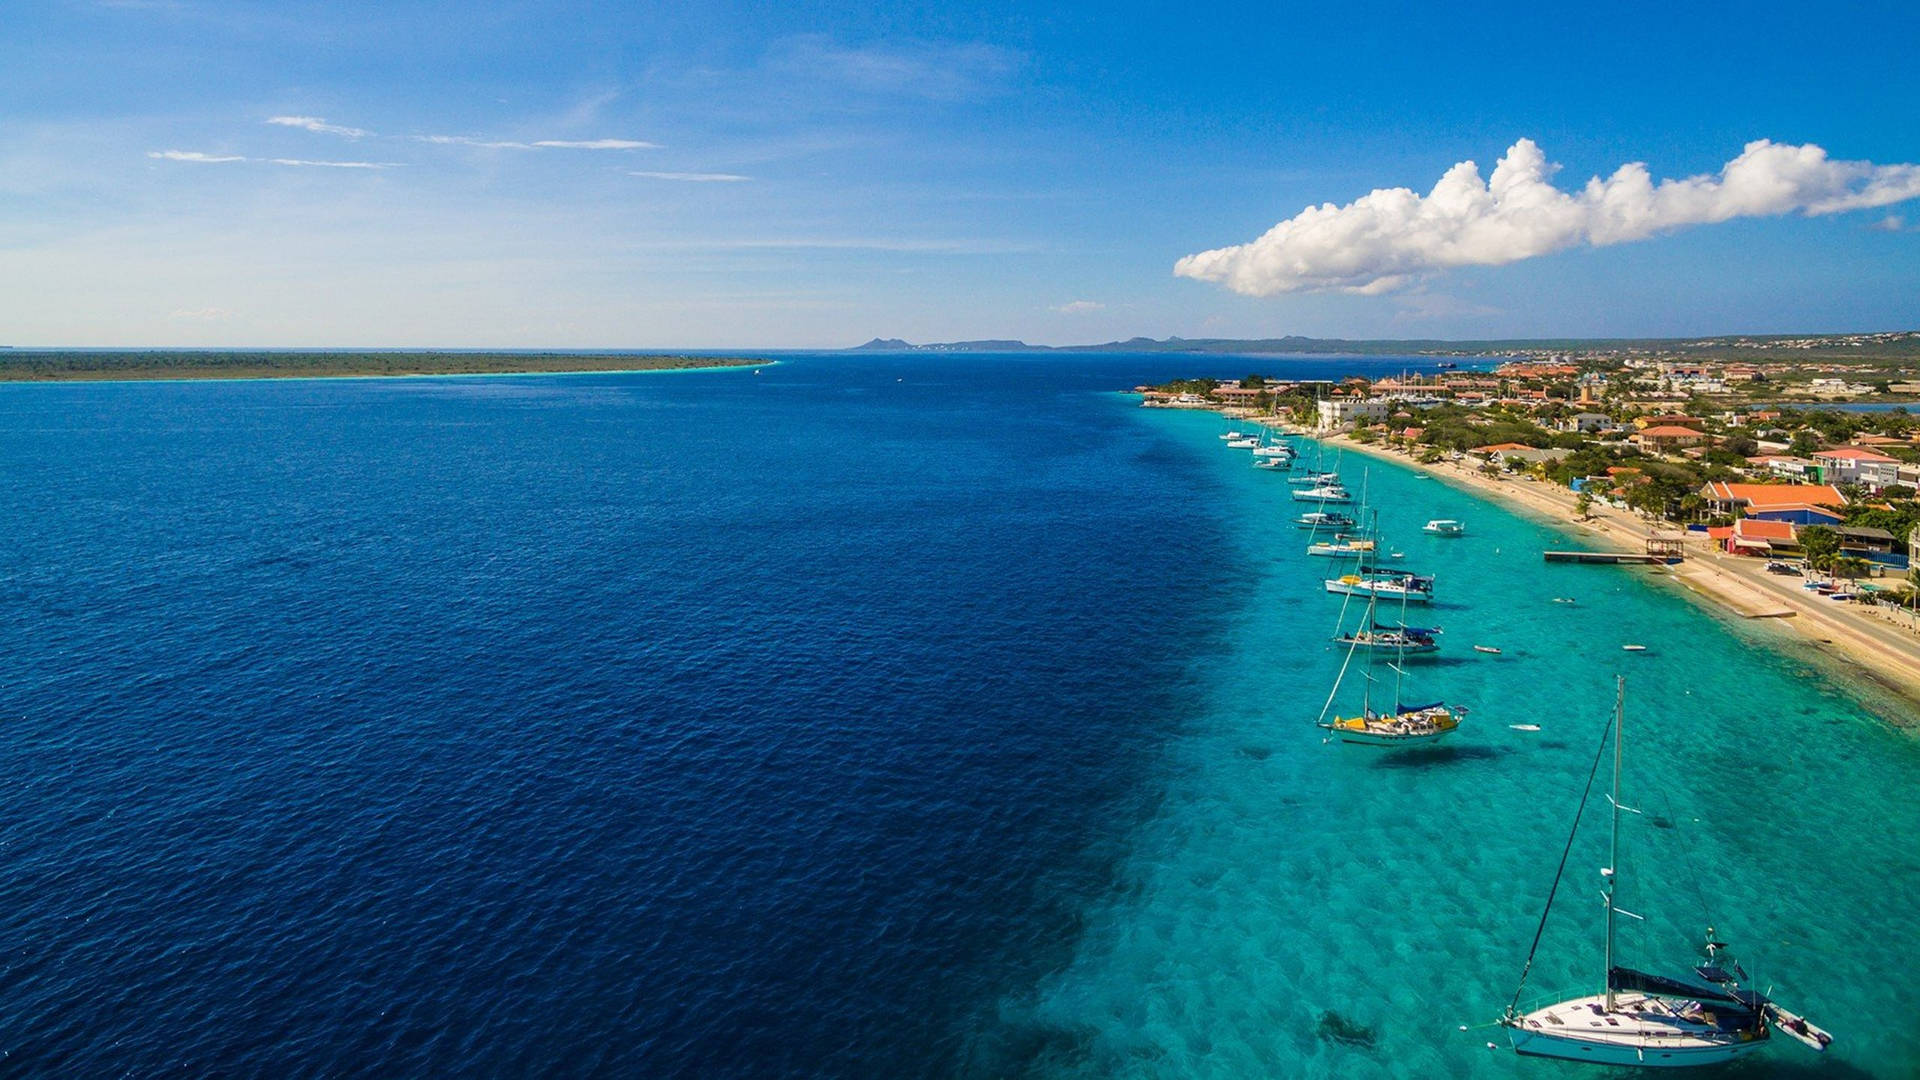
[1652,781,1716,932]
[1315,591,1372,727]
[1505,704,1618,1019]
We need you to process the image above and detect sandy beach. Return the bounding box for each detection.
[1288,426,1920,716]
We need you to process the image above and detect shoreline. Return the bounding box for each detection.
[0,354,773,384]
[1297,425,1920,719]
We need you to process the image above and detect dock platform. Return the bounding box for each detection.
[1543,551,1669,565]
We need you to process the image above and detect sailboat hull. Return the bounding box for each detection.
[1507,1026,1766,1067]
[1504,994,1769,1068]
[1318,724,1454,746]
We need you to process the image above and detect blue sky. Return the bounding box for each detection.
[4,0,1918,348]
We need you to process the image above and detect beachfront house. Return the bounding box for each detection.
[1719,517,1801,557]
[1837,526,1905,569]
[1315,398,1390,431]
[1812,448,1903,492]
[1700,482,1849,524]
[1468,442,1567,468]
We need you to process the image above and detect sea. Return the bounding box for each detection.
[1,351,1915,1078]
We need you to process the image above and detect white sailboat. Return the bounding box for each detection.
[1295,511,1358,530]
[1315,562,1462,745]
[1307,536,1376,558]
[1324,569,1433,603]
[1291,483,1353,504]
[1498,678,1831,1067]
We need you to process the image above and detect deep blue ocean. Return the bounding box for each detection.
[2,353,1916,1078]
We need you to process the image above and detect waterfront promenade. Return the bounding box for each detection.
[1315,427,1920,713]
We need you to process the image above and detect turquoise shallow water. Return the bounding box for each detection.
[978,406,1920,1079]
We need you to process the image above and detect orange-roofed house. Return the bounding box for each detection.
[1700,482,1848,524]
[1631,425,1711,451]
[1725,517,1800,556]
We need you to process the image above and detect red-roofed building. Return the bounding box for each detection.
[1725,517,1799,556]
[1701,482,1848,523]
[1632,425,1711,450]
[1813,447,1902,490]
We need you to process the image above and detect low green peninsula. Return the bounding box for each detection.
[0,350,766,382]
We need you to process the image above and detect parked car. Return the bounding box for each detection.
[1764,561,1800,575]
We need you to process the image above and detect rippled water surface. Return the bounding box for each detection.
[1,353,1914,1077]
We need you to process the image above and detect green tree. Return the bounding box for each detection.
[1789,431,1821,458]
[1800,525,1840,569]
[1575,491,1595,518]
[1240,374,1267,389]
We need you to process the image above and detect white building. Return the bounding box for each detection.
[1315,398,1391,431]
[1558,412,1613,434]
[1813,448,1903,490]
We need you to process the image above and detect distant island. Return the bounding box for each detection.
[851,330,1920,363]
[0,351,767,382]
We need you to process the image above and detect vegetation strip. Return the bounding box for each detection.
[0,351,765,381]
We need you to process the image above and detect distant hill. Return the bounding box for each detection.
[846,331,1920,361]
[851,337,1043,352]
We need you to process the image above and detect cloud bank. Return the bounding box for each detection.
[267,115,369,138]
[149,149,395,168]
[1174,139,1920,296]
[630,170,749,182]
[535,138,656,150]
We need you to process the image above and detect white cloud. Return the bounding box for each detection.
[1051,299,1105,313]
[629,170,749,182]
[413,135,656,151]
[267,115,370,138]
[1871,214,1907,232]
[268,158,395,169]
[1175,139,1920,296]
[534,138,657,150]
[148,150,393,168]
[413,134,533,149]
[147,149,245,163]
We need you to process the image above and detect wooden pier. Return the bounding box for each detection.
[1545,536,1686,566]
[1543,551,1665,564]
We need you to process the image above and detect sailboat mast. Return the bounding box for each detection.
[1392,516,1408,713]
[1604,675,1624,1011]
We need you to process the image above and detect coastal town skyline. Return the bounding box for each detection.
[6,1,1919,349]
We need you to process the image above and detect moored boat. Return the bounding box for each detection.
[1295,511,1358,530]
[1308,536,1377,558]
[1325,570,1433,603]
[1496,678,1830,1068]
[1291,484,1352,504]
[1320,703,1462,744]
[1423,518,1466,536]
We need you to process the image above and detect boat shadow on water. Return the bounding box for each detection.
[1712,1060,1878,1080]
[1366,744,1506,767]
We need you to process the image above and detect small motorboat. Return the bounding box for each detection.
[1473,645,1502,655]
[1509,723,1540,731]
[1622,644,1647,652]
[1552,597,1576,604]
[1422,519,1466,537]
